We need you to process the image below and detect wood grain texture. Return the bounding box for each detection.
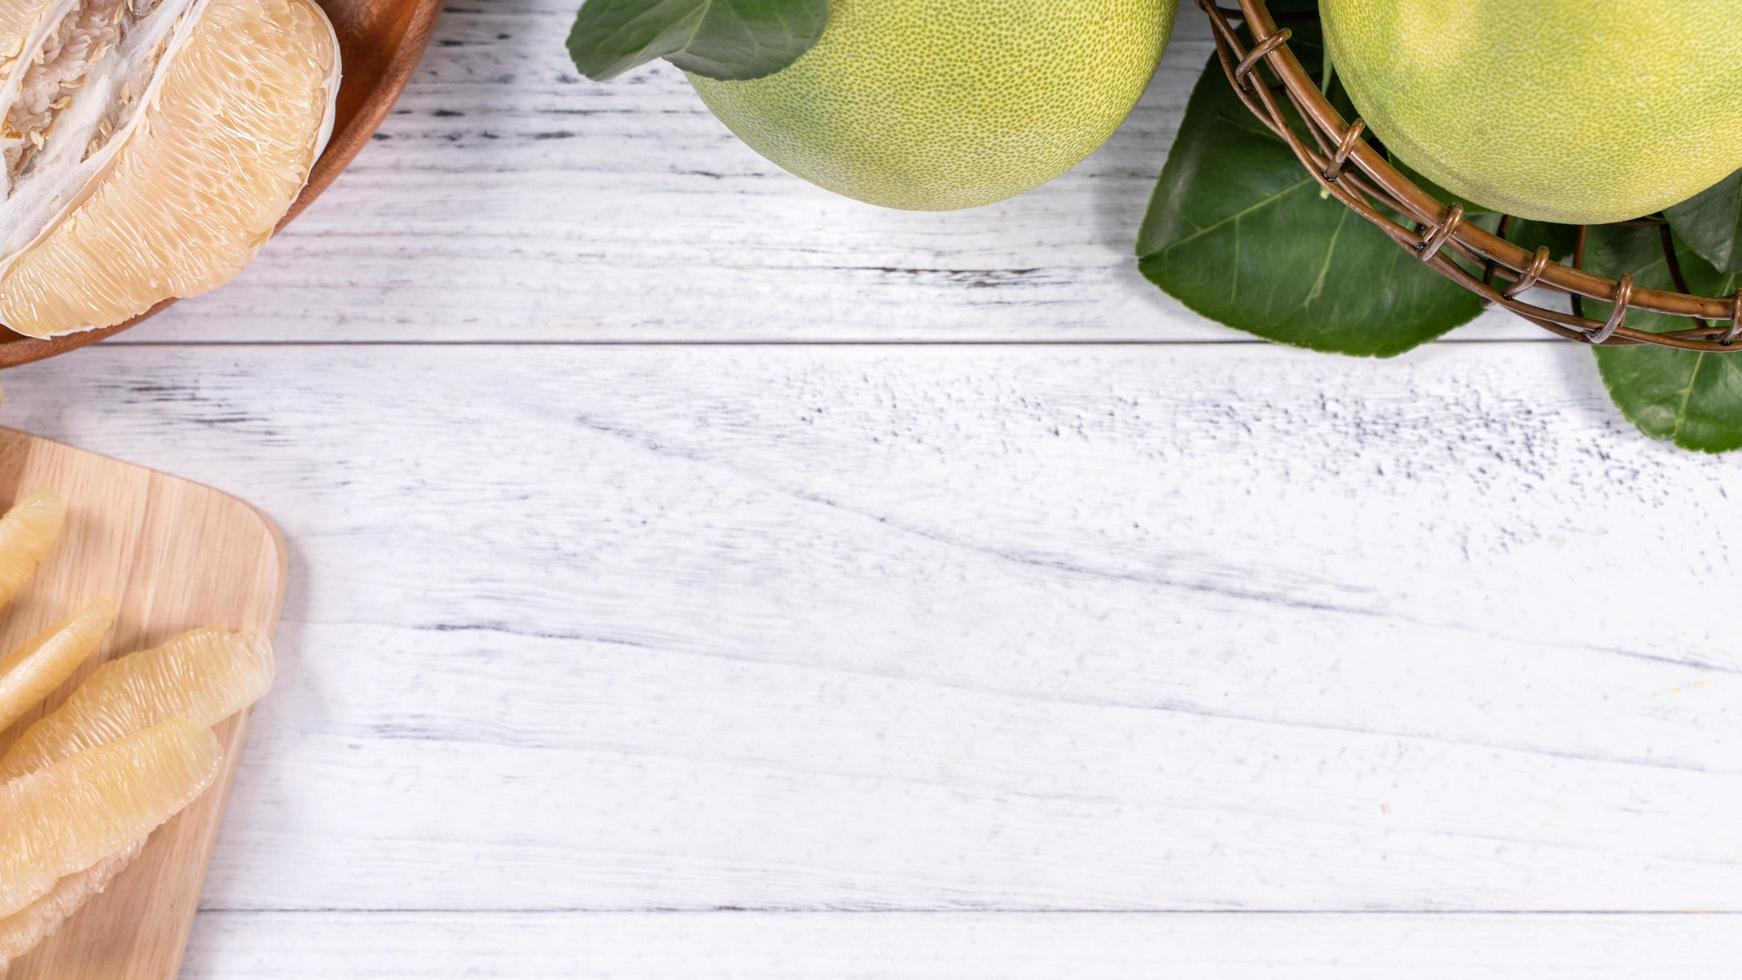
[0,6,1729,966]
[180,912,1742,979]
[0,430,287,979]
[124,3,1547,345]
[0,344,1737,921]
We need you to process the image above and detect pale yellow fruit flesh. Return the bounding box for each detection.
[0,0,55,77]
[0,627,274,778]
[0,598,115,732]
[0,839,140,970]
[1322,0,1742,224]
[0,626,273,964]
[0,718,221,920]
[0,491,65,611]
[0,0,339,337]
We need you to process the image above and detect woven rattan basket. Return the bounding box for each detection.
[1201,0,1742,351]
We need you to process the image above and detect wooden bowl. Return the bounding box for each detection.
[0,0,442,369]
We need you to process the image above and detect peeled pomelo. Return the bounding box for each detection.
[0,627,272,964]
[0,597,114,732]
[0,0,340,337]
[1322,0,1742,224]
[0,627,274,778]
[0,717,220,920]
[0,0,57,78]
[688,0,1178,211]
[0,840,139,969]
[0,491,64,610]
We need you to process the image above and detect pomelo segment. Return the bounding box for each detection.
[0,0,206,237]
[0,0,58,84]
[0,597,114,732]
[0,717,221,920]
[0,491,65,610]
[0,627,273,962]
[0,627,274,778]
[0,0,340,336]
[0,839,140,969]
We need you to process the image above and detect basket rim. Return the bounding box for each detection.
[1202,0,1742,352]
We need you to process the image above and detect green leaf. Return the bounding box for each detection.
[1584,224,1742,453]
[568,0,828,82]
[1663,168,1742,275]
[1136,52,1483,358]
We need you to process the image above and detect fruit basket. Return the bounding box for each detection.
[0,0,442,370]
[1201,0,1742,352]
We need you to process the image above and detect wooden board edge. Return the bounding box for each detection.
[0,427,290,979]
[147,470,288,980]
[0,426,291,620]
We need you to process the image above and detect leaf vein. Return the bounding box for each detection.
[1157,177,1315,254]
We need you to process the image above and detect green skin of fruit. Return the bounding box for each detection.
[1322,0,1742,225]
[688,0,1178,211]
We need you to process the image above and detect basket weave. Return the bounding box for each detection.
[1201,0,1742,351]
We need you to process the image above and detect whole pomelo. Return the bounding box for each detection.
[687,0,1178,211]
[1322,0,1742,224]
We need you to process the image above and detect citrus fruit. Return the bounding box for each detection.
[687,0,1178,211]
[0,491,64,610]
[0,717,220,919]
[0,0,56,81]
[0,597,114,732]
[0,627,274,778]
[0,840,139,969]
[0,0,341,337]
[0,627,272,963]
[1322,0,1742,224]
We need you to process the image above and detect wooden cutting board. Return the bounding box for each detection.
[0,427,287,979]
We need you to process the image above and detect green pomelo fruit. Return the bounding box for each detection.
[1322,0,1742,224]
[688,0,1178,211]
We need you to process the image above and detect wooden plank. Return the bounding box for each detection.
[181,912,1742,978]
[125,6,1543,345]
[3,343,1737,913]
[0,430,287,979]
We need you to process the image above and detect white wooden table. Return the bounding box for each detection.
[8,3,1742,976]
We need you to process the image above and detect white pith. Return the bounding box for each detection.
[0,0,210,266]
[0,0,341,332]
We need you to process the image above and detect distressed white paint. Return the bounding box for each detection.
[2,1,1733,971]
[126,1,1539,344]
[4,345,1739,931]
[182,913,1742,979]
